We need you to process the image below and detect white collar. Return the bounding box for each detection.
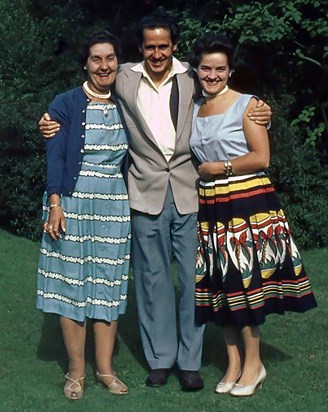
[131,57,187,86]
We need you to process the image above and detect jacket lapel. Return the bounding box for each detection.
[175,71,194,142]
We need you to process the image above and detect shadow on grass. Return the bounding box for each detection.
[36,314,98,373]
[37,314,67,373]
[36,277,147,374]
[119,275,291,375]
[201,321,291,374]
[118,275,148,370]
[36,276,290,378]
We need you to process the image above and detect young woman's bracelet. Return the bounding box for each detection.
[224,160,233,176]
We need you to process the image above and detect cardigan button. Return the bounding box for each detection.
[82,122,85,126]
[81,135,85,138]
[80,149,84,153]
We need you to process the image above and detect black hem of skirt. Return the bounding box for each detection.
[195,295,317,327]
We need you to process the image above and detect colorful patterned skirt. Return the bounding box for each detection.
[195,173,317,326]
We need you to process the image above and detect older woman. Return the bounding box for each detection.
[189,33,317,396]
[36,31,130,399]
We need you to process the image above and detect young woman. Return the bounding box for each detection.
[189,33,317,397]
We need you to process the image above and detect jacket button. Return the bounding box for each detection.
[165,168,170,172]
[80,149,84,153]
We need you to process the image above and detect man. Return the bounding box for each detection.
[39,12,271,391]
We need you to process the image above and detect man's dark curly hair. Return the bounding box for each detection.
[136,11,180,48]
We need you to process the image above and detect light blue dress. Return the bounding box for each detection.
[190,94,255,162]
[37,102,130,322]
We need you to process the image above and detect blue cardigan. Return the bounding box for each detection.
[46,87,127,196]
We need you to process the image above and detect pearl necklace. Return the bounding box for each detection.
[202,85,229,98]
[83,81,111,99]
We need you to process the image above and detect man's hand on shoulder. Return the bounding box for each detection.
[39,113,60,138]
[248,100,272,126]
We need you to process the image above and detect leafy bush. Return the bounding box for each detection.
[268,95,328,248]
[0,0,327,248]
[177,0,328,248]
[0,0,84,240]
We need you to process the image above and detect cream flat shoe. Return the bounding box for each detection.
[96,371,129,395]
[230,365,267,397]
[64,373,86,400]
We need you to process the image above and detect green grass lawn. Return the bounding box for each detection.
[0,229,327,412]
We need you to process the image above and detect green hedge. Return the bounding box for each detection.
[0,0,84,241]
[268,96,328,249]
[0,0,327,248]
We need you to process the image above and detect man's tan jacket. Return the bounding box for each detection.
[115,62,199,215]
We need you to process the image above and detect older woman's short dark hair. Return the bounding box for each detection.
[136,11,180,48]
[189,33,235,69]
[79,30,121,68]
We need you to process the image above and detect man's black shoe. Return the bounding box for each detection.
[179,370,204,391]
[146,369,170,387]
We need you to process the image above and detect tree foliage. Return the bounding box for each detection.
[0,0,84,239]
[177,0,328,248]
[0,0,327,247]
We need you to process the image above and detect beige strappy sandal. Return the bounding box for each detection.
[96,371,129,395]
[64,373,85,400]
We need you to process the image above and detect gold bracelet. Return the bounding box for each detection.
[49,203,61,209]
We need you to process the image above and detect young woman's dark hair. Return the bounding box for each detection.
[136,11,180,48]
[189,33,235,69]
[79,30,121,68]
